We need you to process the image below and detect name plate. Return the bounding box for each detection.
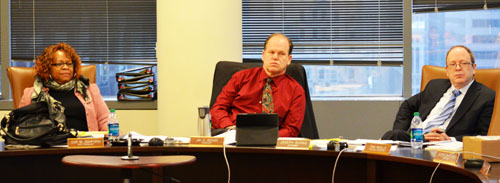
[276,138,310,149]
[189,136,224,146]
[433,151,459,165]
[67,138,104,148]
[363,143,391,155]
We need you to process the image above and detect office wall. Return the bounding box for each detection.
[156,1,242,136]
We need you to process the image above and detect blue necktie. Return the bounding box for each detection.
[424,89,461,133]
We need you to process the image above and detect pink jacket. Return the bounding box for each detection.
[19,83,110,131]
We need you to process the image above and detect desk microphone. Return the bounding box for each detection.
[121,133,139,160]
[327,141,348,151]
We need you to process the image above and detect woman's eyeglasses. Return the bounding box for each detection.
[50,63,74,68]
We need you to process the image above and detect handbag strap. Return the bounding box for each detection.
[0,115,8,128]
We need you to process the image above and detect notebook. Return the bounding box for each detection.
[236,113,279,146]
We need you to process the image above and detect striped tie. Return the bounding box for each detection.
[423,89,461,133]
[262,78,274,113]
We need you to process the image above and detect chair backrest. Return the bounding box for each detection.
[421,65,500,92]
[210,61,319,139]
[7,65,96,109]
[420,65,500,135]
[489,82,500,135]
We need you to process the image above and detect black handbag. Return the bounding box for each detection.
[0,101,75,146]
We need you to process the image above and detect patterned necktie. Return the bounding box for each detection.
[423,89,461,133]
[262,78,274,113]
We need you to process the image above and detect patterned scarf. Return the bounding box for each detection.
[31,76,92,122]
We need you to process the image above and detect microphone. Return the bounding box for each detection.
[121,133,139,160]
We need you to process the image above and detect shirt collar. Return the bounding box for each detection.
[451,79,474,95]
[258,67,287,84]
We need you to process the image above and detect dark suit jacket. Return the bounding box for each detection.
[393,79,495,141]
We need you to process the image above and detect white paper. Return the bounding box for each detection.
[347,139,401,145]
[425,141,463,151]
[215,129,237,145]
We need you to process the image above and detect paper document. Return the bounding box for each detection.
[347,139,400,145]
[215,130,236,145]
[310,139,342,150]
[124,131,190,144]
[425,141,462,151]
[77,131,107,138]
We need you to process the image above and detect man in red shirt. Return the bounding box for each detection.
[210,33,306,137]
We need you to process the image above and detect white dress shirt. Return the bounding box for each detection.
[422,79,474,133]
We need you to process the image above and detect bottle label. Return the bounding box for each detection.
[109,123,120,137]
[411,128,423,141]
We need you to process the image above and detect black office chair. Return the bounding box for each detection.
[209,61,319,139]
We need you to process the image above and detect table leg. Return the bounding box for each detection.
[121,168,132,183]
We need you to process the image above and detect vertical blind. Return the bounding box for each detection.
[413,0,500,13]
[11,0,156,65]
[242,0,404,63]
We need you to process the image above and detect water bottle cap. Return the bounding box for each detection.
[110,109,116,113]
[413,112,420,116]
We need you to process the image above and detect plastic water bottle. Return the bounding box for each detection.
[108,109,120,141]
[410,112,423,149]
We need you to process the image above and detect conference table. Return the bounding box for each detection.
[0,143,498,183]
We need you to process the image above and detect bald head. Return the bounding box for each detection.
[264,33,293,55]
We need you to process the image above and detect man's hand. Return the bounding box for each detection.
[225,125,236,131]
[424,128,451,141]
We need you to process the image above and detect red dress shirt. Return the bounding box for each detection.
[210,67,306,137]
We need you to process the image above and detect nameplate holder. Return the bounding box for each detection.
[276,138,310,150]
[189,136,224,146]
[433,151,459,166]
[67,137,104,148]
[363,143,391,155]
[480,161,491,176]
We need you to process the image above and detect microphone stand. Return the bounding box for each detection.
[121,133,139,160]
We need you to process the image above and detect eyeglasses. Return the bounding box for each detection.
[50,63,74,68]
[447,62,472,68]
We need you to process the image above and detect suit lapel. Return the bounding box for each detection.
[446,81,480,131]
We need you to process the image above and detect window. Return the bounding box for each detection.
[242,0,404,97]
[10,0,156,98]
[412,7,500,94]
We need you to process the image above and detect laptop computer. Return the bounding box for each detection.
[236,113,279,146]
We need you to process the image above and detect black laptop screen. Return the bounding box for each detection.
[236,113,279,127]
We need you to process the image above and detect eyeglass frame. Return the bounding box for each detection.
[446,62,473,69]
[50,62,74,68]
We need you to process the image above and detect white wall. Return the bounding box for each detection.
[156,1,242,136]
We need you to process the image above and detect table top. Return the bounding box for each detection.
[61,155,196,169]
[0,145,494,182]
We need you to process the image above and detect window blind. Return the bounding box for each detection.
[413,0,500,13]
[11,0,156,65]
[242,0,404,63]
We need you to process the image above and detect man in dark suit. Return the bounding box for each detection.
[382,45,495,141]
